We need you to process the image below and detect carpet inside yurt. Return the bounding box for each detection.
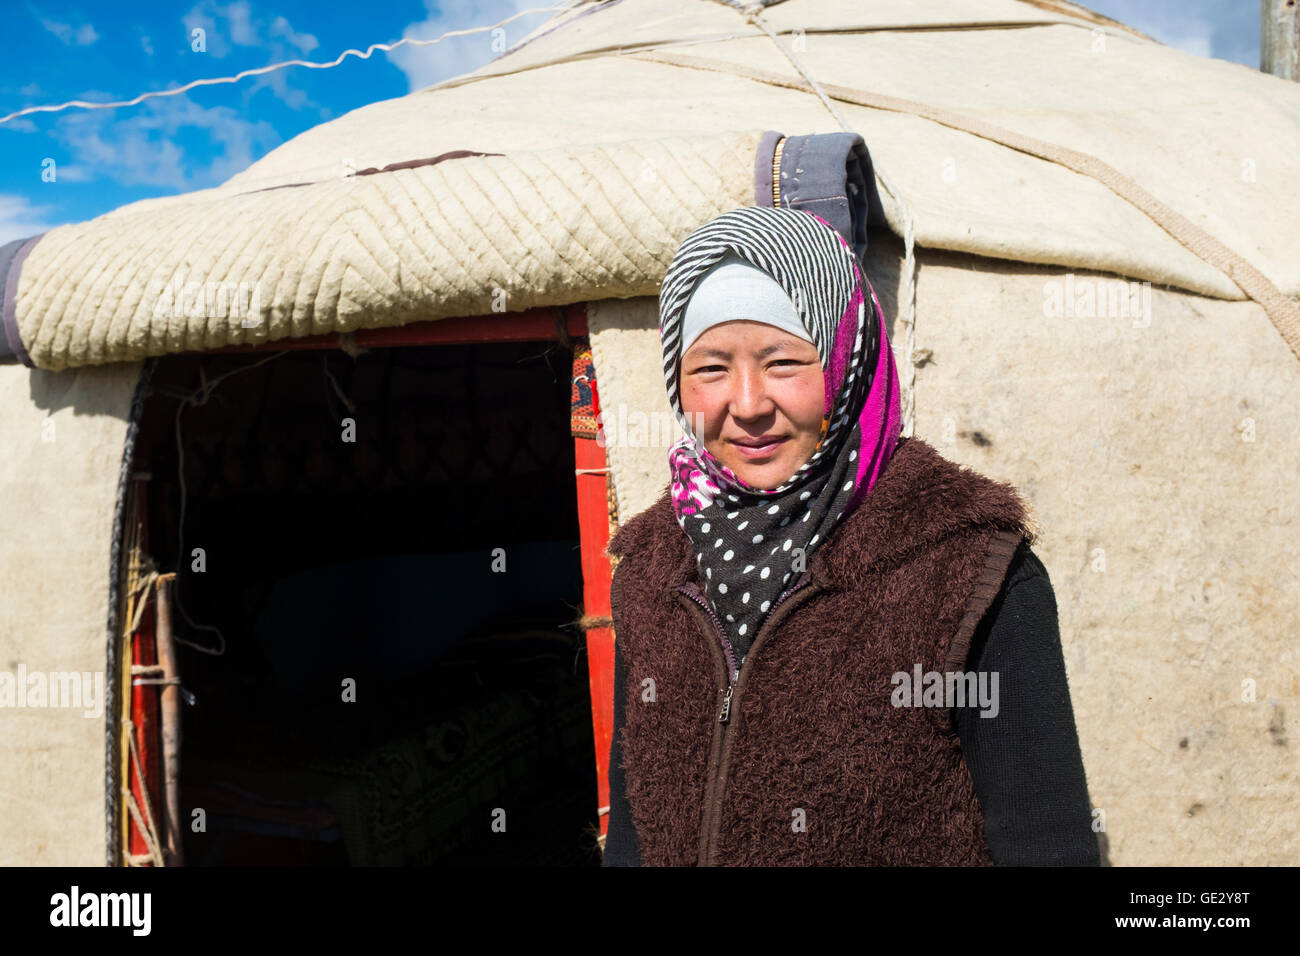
[128,341,599,866]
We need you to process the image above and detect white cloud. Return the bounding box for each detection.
[182,1,318,58]
[225,0,258,46]
[180,1,324,114]
[389,0,557,93]
[141,34,155,56]
[243,69,313,111]
[0,194,61,246]
[48,91,281,191]
[40,17,99,46]
[47,164,94,183]
[3,81,48,131]
[269,15,319,54]
[183,1,245,58]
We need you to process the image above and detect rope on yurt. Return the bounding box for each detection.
[126,567,160,636]
[632,46,1300,366]
[733,4,922,436]
[124,720,165,866]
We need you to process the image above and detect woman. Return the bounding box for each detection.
[601,205,1098,866]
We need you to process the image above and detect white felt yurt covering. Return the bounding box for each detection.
[1,0,1297,865]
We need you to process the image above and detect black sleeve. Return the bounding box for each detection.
[602,638,642,866]
[953,542,1101,866]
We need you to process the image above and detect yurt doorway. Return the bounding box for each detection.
[126,339,599,865]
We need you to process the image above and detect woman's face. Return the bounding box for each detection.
[679,320,825,490]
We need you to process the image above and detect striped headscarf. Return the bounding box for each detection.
[658,205,901,661]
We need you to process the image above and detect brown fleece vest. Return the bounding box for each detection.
[606,436,1033,866]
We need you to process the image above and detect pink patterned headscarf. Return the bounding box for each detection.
[656,206,901,656]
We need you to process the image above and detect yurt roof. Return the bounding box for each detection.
[3,0,1299,371]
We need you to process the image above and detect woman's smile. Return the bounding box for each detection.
[730,434,789,460]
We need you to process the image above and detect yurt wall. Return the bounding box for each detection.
[0,361,143,865]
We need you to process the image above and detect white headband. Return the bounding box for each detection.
[681,251,813,358]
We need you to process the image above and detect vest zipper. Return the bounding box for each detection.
[676,584,739,695]
[674,569,824,866]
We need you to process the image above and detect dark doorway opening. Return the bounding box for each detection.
[132,341,598,865]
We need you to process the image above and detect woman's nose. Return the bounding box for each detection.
[729,364,774,420]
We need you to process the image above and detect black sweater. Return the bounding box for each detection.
[602,540,1101,866]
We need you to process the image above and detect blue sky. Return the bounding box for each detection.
[0,1,1267,245]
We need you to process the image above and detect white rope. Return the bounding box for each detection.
[123,721,165,867]
[739,4,919,437]
[123,794,162,867]
[0,2,583,127]
[126,568,160,636]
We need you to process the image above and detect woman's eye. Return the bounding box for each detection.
[692,361,803,373]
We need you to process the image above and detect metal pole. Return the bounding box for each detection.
[1262,0,1300,80]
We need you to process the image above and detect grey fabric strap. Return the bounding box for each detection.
[753,129,783,208]
[1,234,43,367]
[755,131,885,267]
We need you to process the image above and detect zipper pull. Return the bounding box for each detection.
[718,683,734,723]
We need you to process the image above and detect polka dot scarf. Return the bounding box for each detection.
[658,206,901,663]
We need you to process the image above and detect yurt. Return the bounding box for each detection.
[2,0,1297,867]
